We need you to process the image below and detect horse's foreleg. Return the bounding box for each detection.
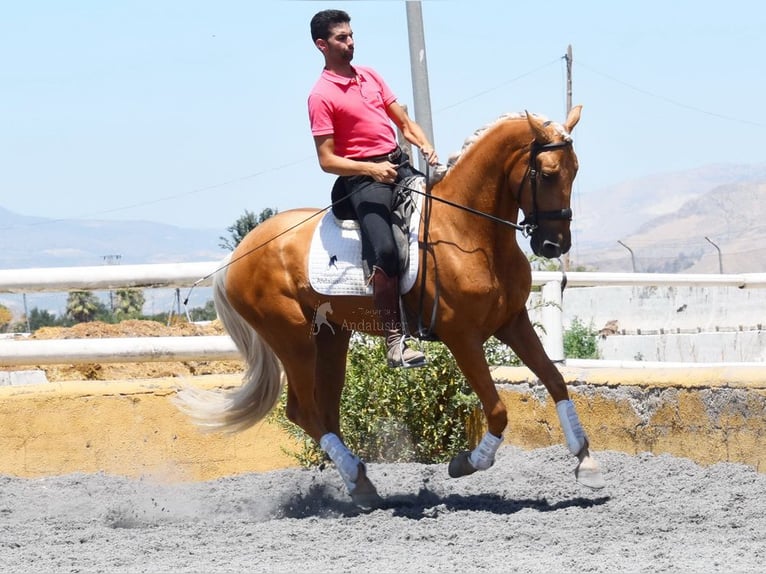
[444,340,507,478]
[496,309,569,402]
[495,311,606,489]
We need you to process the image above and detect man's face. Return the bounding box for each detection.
[322,22,354,63]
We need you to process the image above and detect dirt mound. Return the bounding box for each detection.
[31,319,226,339]
[23,320,243,382]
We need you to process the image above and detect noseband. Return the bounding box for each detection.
[518,139,573,233]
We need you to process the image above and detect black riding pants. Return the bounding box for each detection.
[337,160,420,278]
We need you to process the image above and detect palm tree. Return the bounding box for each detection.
[113,288,146,320]
[65,290,102,323]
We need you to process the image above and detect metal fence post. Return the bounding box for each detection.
[541,280,564,362]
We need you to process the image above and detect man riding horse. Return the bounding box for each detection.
[307,9,440,368]
[174,11,604,510]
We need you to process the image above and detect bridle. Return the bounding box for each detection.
[517,139,574,232]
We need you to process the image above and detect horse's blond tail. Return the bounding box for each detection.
[173,256,283,433]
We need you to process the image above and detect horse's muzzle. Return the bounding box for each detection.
[531,232,571,259]
[542,239,563,258]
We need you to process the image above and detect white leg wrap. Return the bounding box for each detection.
[320,433,360,492]
[556,399,588,455]
[468,431,503,471]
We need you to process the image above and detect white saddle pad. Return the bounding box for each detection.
[308,183,424,296]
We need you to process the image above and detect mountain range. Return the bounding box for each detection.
[2,160,765,276]
[0,209,226,269]
[571,162,766,273]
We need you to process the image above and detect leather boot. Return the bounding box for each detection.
[371,266,426,368]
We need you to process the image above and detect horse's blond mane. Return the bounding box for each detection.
[445,112,571,170]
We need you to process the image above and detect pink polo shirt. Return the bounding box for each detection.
[308,65,398,159]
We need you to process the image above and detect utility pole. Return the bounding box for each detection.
[396,104,413,159]
[22,293,30,333]
[565,44,573,117]
[102,254,122,311]
[405,1,434,172]
[562,44,573,271]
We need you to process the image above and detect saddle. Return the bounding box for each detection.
[307,176,424,297]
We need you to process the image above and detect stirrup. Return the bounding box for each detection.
[386,335,427,369]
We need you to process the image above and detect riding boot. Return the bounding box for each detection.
[371,266,426,368]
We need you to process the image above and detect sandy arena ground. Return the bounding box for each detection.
[2,445,765,574]
[3,321,765,573]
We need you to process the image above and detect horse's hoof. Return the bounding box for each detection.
[575,449,606,490]
[448,451,478,478]
[350,463,383,510]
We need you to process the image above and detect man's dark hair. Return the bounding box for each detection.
[310,9,350,42]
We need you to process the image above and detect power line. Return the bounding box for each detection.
[4,57,564,232]
[576,60,766,128]
[0,156,315,232]
[435,57,561,113]
[7,54,762,235]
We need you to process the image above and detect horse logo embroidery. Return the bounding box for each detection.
[311,301,336,335]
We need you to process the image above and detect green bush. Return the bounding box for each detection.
[272,334,496,466]
[563,316,599,359]
[272,320,596,468]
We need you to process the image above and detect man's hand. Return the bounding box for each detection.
[368,161,398,184]
[420,146,439,166]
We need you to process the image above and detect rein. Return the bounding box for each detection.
[401,139,574,237]
[186,139,574,336]
[182,188,365,306]
[402,182,535,236]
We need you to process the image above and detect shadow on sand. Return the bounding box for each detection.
[276,483,610,520]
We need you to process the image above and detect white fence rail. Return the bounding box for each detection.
[1,336,240,365]
[2,262,766,367]
[0,261,221,293]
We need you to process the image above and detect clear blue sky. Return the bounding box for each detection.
[2,0,764,232]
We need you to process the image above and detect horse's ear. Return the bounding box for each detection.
[564,105,583,133]
[525,110,552,144]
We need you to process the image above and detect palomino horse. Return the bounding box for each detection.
[175,106,605,508]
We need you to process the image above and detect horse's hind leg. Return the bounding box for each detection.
[313,326,351,436]
[314,327,382,509]
[282,325,381,509]
[495,310,606,490]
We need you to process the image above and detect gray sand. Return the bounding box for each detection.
[1,446,764,573]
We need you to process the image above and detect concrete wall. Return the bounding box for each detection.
[530,285,766,362]
[492,365,766,472]
[597,331,766,362]
[2,367,765,479]
[560,284,766,332]
[0,375,299,481]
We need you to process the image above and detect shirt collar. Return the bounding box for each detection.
[321,66,366,86]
